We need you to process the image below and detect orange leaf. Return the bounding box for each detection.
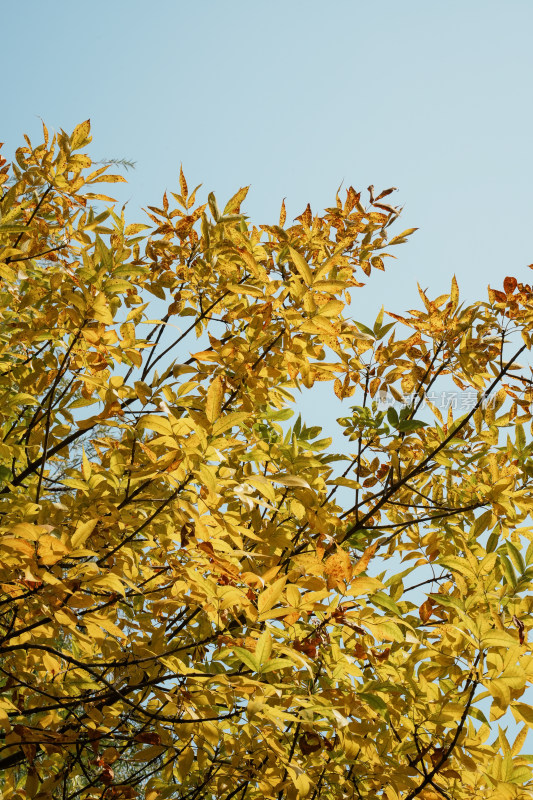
[179,165,188,199]
[419,598,435,623]
[353,543,378,576]
[324,548,352,589]
[504,276,517,295]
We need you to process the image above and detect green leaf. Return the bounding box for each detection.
[506,541,526,575]
[374,321,395,340]
[233,647,259,673]
[260,658,293,673]
[353,320,375,338]
[429,593,464,611]
[358,692,389,718]
[265,407,294,422]
[371,592,402,616]
[387,407,399,427]
[396,418,428,433]
[516,423,526,451]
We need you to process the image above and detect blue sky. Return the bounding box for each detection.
[4,1,533,468]
[4,0,533,480]
[5,0,533,441]
[4,0,533,314]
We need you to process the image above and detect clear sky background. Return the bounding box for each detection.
[6,0,533,439]
[3,6,533,462]
[5,0,533,432]
[3,0,533,746]
[4,0,533,315]
[3,0,533,487]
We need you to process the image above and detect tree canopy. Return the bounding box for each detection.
[0,121,532,800]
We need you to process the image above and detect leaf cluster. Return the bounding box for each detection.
[0,123,532,799]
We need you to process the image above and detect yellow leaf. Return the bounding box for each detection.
[511,724,529,755]
[138,414,174,436]
[385,787,401,800]
[233,647,260,672]
[179,165,188,199]
[10,523,41,541]
[223,186,249,214]
[206,376,224,423]
[83,192,118,201]
[349,576,384,595]
[126,302,149,321]
[192,350,219,362]
[246,475,276,503]
[89,573,126,596]
[72,519,98,549]
[293,770,311,798]
[94,174,127,183]
[82,447,91,481]
[450,274,459,309]
[197,463,217,496]
[0,537,34,556]
[483,629,521,648]
[313,280,350,292]
[300,317,337,336]
[70,119,91,149]
[227,283,264,298]
[279,198,287,227]
[258,577,287,614]
[512,703,533,727]
[38,535,68,565]
[239,249,267,280]
[364,619,403,642]
[125,223,150,236]
[268,474,310,488]
[54,608,78,628]
[389,227,418,244]
[289,247,313,286]
[486,666,525,706]
[317,299,344,318]
[178,747,194,780]
[91,292,114,324]
[134,380,152,405]
[212,412,248,436]
[255,630,273,665]
[84,613,125,639]
[285,584,301,607]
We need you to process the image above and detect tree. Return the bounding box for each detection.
[0,120,532,800]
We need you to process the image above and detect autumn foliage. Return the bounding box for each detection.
[0,121,532,799]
